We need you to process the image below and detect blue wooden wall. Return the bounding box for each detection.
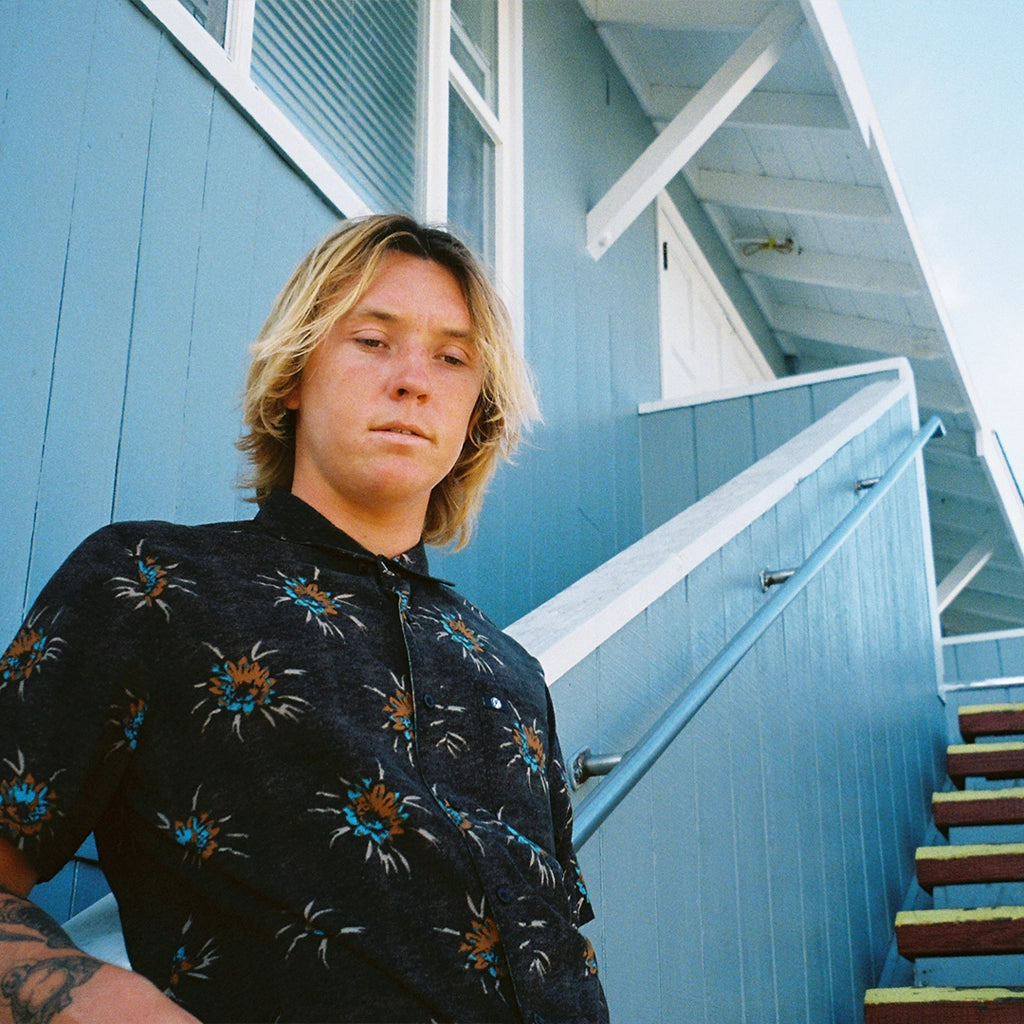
[943,629,1024,682]
[1,0,774,639]
[639,366,903,532]
[1,0,338,921]
[0,0,338,647]
[552,389,945,1023]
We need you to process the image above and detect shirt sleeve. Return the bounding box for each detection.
[0,526,152,881]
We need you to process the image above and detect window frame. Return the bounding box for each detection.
[131,0,524,333]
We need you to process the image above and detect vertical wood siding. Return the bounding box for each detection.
[553,395,944,1024]
[639,366,904,533]
[943,630,1024,682]
[0,0,338,643]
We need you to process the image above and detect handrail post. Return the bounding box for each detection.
[572,416,944,849]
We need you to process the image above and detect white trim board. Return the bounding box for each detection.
[509,372,913,683]
[942,627,1024,648]
[639,355,911,416]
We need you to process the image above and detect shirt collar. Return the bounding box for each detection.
[253,488,433,577]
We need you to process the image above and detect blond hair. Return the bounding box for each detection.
[238,214,538,549]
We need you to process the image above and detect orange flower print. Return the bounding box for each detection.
[110,541,195,620]
[365,672,415,763]
[164,917,217,994]
[156,786,248,866]
[193,642,308,740]
[109,692,148,754]
[0,751,60,845]
[0,610,63,698]
[461,915,504,981]
[313,763,437,875]
[502,703,548,792]
[420,603,504,674]
[384,689,415,743]
[259,568,365,639]
[275,900,364,967]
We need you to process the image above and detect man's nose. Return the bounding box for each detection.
[390,346,431,399]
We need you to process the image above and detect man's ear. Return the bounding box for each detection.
[283,384,301,411]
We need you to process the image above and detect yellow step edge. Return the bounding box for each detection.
[961,703,1024,716]
[916,842,1024,860]
[933,787,1024,803]
[897,906,1024,925]
[865,986,1024,1005]
[948,741,1024,755]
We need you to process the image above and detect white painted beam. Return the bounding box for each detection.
[649,87,848,130]
[940,587,1024,627]
[586,2,805,259]
[737,248,920,294]
[690,168,891,219]
[770,303,941,358]
[580,0,778,31]
[937,529,1001,613]
[976,428,1024,568]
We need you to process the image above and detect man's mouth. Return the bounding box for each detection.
[375,424,427,439]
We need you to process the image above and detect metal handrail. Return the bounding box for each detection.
[572,415,945,849]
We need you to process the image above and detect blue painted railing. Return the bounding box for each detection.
[573,416,945,849]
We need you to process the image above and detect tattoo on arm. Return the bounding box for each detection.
[1,955,102,1024]
[0,900,76,951]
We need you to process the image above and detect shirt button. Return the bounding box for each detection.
[423,693,437,709]
[488,695,503,710]
[532,1014,547,1024]
[496,886,513,904]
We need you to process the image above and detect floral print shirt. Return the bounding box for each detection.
[0,489,607,1024]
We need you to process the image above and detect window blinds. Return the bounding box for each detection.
[251,0,424,216]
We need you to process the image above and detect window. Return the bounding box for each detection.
[135,0,523,319]
[250,0,424,217]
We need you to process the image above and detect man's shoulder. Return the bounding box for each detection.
[62,516,261,578]
[82,514,256,549]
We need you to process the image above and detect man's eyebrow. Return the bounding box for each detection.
[349,305,475,340]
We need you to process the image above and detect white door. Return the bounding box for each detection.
[657,193,773,400]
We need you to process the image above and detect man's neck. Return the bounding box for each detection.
[288,484,425,558]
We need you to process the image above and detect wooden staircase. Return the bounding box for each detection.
[864,703,1024,1023]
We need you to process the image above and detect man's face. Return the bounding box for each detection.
[285,251,484,539]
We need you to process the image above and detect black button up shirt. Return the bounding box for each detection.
[0,490,608,1023]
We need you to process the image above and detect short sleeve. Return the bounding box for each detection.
[0,527,154,880]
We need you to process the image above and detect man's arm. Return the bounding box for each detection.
[0,838,198,1024]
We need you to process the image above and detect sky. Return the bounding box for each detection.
[838,1,1024,485]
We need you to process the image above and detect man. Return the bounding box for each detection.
[0,216,609,1023]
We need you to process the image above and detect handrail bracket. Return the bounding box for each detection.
[571,748,623,790]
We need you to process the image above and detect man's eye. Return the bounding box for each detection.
[440,353,466,367]
[355,337,384,349]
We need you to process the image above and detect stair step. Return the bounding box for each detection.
[947,743,1024,787]
[896,906,1024,959]
[916,844,1024,891]
[960,703,1024,742]
[933,789,1024,835]
[864,986,1024,1023]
